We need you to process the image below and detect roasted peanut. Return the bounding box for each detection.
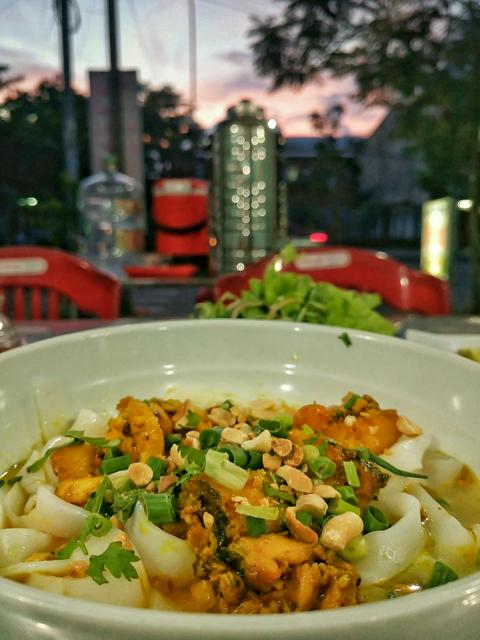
[128,462,154,487]
[285,506,318,544]
[320,512,364,552]
[397,415,423,436]
[277,465,313,493]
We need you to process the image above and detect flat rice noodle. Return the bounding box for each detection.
[149,588,180,611]
[0,528,52,567]
[410,484,475,553]
[26,572,147,607]
[354,493,425,585]
[18,450,48,496]
[382,434,432,473]
[1,526,149,608]
[125,501,196,586]
[71,409,109,438]
[6,484,88,538]
[422,453,464,491]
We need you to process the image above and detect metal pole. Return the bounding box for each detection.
[60,0,79,182]
[106,0,123,170]
[188,0,197,117]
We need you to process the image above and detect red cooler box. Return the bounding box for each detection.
[152,178,209,256]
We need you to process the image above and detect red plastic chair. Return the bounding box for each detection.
[212,246,451,315]
[0,246,121,320]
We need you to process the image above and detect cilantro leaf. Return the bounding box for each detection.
[87,541,139,585]
[187,410,200,428]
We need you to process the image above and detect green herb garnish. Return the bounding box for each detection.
[55,512,113,559]
[100,454,131,475]
[338,332,352,347]
[363,506,389,533]
[199,429,222,449]
[343,394,361,411]
[246,516,268,537]
[343,460,361,487]
[357,447,428,479]
[142,492,177,525]
[426,561,459,588]
[187,410,201,428]
[308,456,337,479]
[263,481,296,505]
[195,247,396,336]
[87,541,139,585]
[64,431,121,448]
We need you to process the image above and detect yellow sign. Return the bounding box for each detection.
[420,197,456,280]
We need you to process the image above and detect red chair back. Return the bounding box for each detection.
[0,246,121,320]
[213,246,451,315]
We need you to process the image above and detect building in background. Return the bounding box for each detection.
[209,99,288,274]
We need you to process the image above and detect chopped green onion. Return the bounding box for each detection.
[357,448,428,479]
[187,410,200,428]
[302,444,320,465]
[235,503,279,520]
[274,413,294,430]
[64,431,121,448]
[204,449,249,491]
[363,506,389,533]
[263,481,296,504]
[166,433,182,449]
[426,561,459,588]
[337,485,359,505]
[100,454,131,475]
[85,477,113,514]
[338,332,352,347]
[343,460,361,488]
[220,400,233,410]
[246,516,268,537]
[102,446,123,460]
[199,429,221,449]
[216,445,249,468]
[296,511,313,527]
[343,394,361,411]
[341,535,368,562]
[302,424,315,436]
[308,456,337,479]
[27,443,74,473]
[178,444,206,468]
[256,418,290,439]
[247,451,263,470]
[146,457,167,480]
[0,475,22,488]
[142,493,177,525]
[328,498,361,516]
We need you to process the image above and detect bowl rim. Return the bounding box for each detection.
[1,317,480,373]
[1,318,479,630]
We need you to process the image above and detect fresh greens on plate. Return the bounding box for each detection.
[196,247,396,336]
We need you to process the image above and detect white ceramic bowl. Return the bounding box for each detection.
[1,319,480,640]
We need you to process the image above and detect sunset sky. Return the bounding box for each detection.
[0,0,385,137]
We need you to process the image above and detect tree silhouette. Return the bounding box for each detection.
[250,0,480,309]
